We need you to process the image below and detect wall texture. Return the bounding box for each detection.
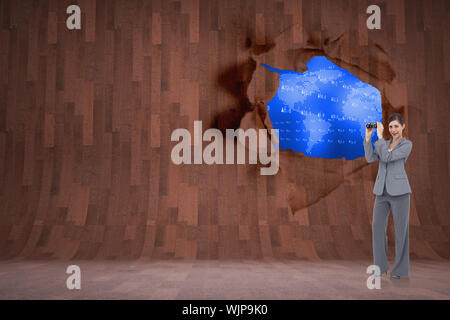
[0,0,448,260]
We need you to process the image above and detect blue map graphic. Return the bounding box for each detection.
[263,56,382,160]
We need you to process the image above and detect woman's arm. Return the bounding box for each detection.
[363,138,379,163]
[374,139,412,163]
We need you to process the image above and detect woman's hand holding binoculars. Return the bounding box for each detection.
[365,121,384,142]
[376,122,384,139]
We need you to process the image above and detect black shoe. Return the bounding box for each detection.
[390,274,400,280]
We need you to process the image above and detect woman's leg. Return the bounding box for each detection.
[372,195,391,274]
[390,193,411,277]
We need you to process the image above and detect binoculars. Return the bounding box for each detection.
[366,122,377,129]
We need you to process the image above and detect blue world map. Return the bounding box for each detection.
[263,56,382,160]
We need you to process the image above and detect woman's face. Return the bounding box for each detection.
[388,120,405,139]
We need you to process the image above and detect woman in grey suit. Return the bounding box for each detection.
[363,113,413,281]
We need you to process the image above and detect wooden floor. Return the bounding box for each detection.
[0,0,448,260]
[1,259,449,299]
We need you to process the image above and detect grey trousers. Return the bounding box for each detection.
[372,185,411,276]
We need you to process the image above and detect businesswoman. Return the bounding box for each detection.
[363,113,413,280]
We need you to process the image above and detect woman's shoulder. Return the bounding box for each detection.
[402,138,412,146]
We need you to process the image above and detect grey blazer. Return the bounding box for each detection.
[363,137,413,196]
